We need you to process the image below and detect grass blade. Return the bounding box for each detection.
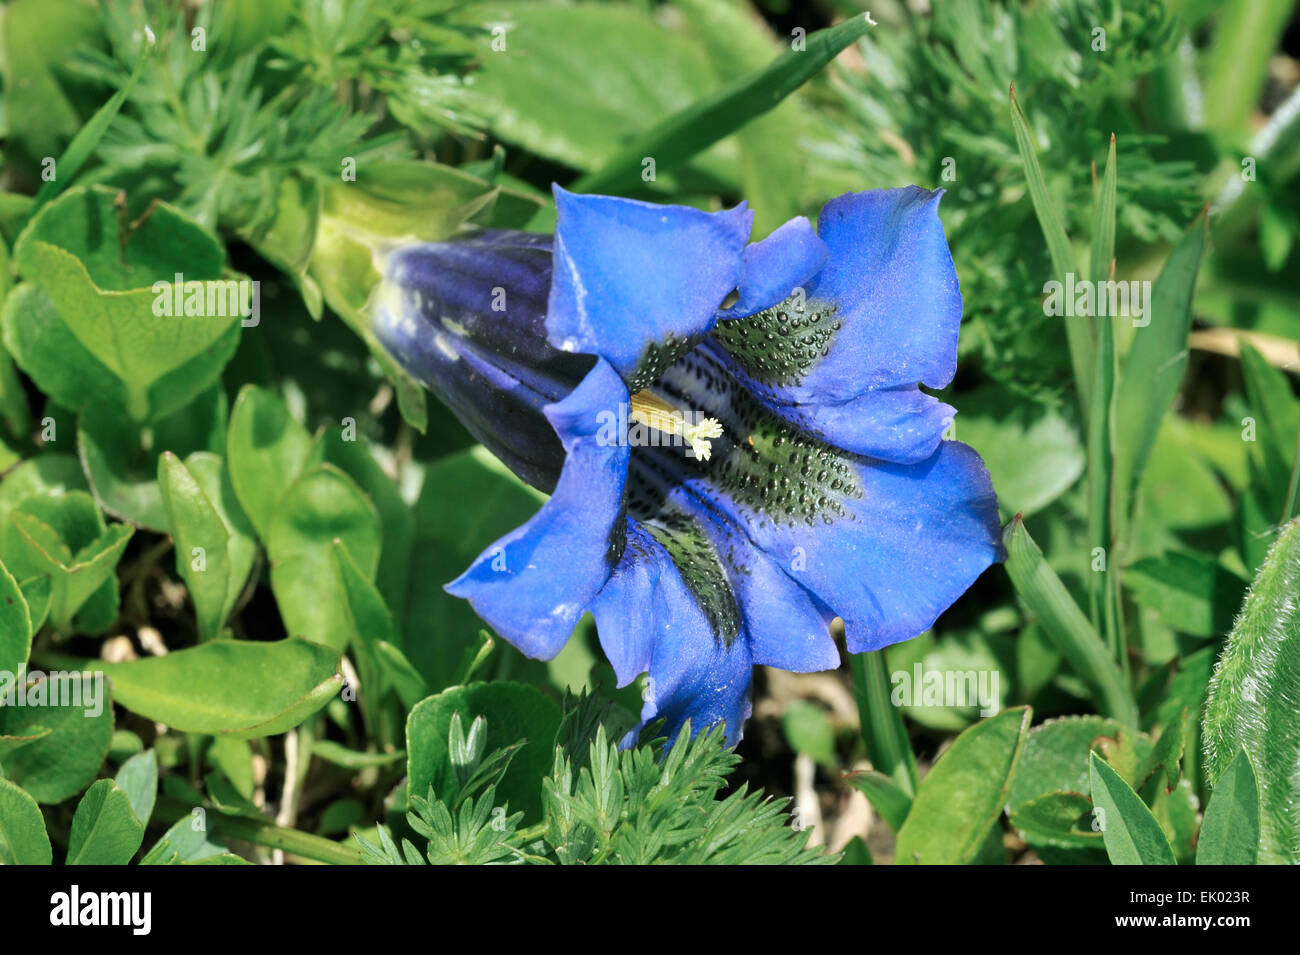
[1009,84,1090,416]
[1002,517,1137,726]
[1086,135,1118,653]
[849,649,918,797]
[572,15,873,195]
[1112,210,1209,534]
[31,34,154,212]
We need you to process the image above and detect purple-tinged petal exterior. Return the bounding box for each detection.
[371,230,591,492]
[547,186,753,389]
[444,359,630,659]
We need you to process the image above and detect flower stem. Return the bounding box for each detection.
[153,798,364,866]
[850,649,919,797]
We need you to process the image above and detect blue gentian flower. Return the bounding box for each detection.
[372,186,1001,745]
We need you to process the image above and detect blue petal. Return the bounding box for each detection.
[804,186,962,394]
[717,216,827,320]
[547,186,753,388]
[590,517,782,747]
[632,474,841,674]
[707,187,961,463]
[751,385,957,465]
[587,522,663,688]
[444,359,630,659]
[596,524,752,747]
[643,603,752,748]
[744,440,1001,654]
[650,347,998,654]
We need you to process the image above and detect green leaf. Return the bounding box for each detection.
[1006,715,1128,813]
[407,682,561,823]
[894,707,1031,864]
[1,0,103,164]
[312,740,405,770]
[843,769,912,833]
[471,5,720,177]
[1196,748,1260,865]
[30,27,152,211]
[12,187,238,420]
[70,638,342,738]
[0,557,33,673]
[0,455,89,529]
[1009,84,1089,415]
[0,672,114,803]
[331,540,402,737]
[158,451,256,640]
[782,700,837,768]
[1088,751,1176,865]
[1202,0,1293,137]
[306,427,413,611]
[206,736,255,801]
[0,777,52,864]
[2,284,240,424]
[114,750,158,829]
[1112,212,1208,529]
[406,447,545,687]
[1008,791,1102,850]
[267,463,381,651]
[849,649,918,796]
[226,385,314,540]
[1125,552,1246,638]
[140,816,232,865]
[884,629,1009,731]
[78,385,226,531]
[837,835,872,866]
[1002,517,1136,725]
[575,14,873,194]
[66,779,145,865]
[674,0,805,236]
[956,388,1084,518]
[1138,708,1185,797]
[18,575,52,636]
[0,491,133,633]
[1085,134,1118,650]
[1203,517,1300,863]
[1239,344,1300,554]
[1089,134,1118,287]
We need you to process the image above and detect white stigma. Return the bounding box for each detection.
[629,390,724,460]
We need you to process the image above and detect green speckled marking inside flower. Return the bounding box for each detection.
[711,296,841,387]
[652,349,863,530]
[628,333,694,392]
[627,464,741,646]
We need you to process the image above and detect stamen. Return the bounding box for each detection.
[629,389,724,460]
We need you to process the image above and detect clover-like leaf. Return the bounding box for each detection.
[158,451,256,640]
[73,638,342,738]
